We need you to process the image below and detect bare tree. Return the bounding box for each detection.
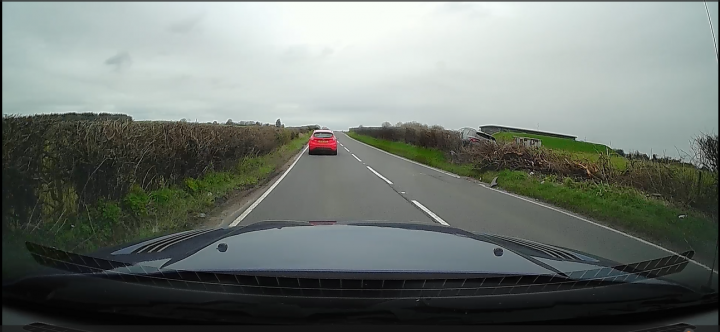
[276,119,282,127]
[382,121,392,128]
[693,133,719,173]
[400,121,428,130]
[226,119,233,125]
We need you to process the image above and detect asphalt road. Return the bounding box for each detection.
[230,131,718,289]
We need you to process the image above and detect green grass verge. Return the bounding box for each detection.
[346,132,718,263]
[2,134,309,280]
[346,132,475,177]
[494,132,631,170]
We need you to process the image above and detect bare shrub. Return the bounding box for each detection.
[350,125,462,153]
[2,115,309,231]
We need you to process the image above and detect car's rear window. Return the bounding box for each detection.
[313,132,334,138]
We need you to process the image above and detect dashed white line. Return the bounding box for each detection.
[344,147,350,152]
[343,133,460,178]
[351,153,362,162]
[412,200,449,226]
[366,166,393,185]
[229,145,308,227]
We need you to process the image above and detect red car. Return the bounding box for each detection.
[308,130,338,155]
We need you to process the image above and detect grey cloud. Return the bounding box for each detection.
[281,45,310,61]
[2,2,718,157]
[321,47,334,57]
[168,13,205,34]
[280,45,338,62]
[104,51,132,71]
[435,61,446,71]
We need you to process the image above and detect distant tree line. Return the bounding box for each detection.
[220,119,266,126]
[381,121,445,131]
[8,112,134,122]
[217,118,289,128]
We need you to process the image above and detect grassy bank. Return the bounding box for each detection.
[493,131,628,169]
[346,132,475,176]
[2,134,308,279]
[347,132,718,263]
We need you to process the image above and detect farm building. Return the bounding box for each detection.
[480,125,576,140]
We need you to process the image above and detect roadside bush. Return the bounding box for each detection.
[2,115,309,232]
[460,140,603,180]
[350,125,462,153]
[462,140,717,218]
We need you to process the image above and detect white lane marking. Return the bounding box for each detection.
[229,145,308,227]
[344,147,350,152]
[481,185,719,274]
[366,166,393,185]
[351,153,362,162]
[412,200,450,226]
[343,133,460,178]
[344,134,718,275]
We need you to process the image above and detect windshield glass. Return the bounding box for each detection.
[2,1,718,325]
[313,132,334,138]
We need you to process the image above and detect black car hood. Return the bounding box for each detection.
[41,220,691,283]
[147,224,580,274]
[8,220,704,324]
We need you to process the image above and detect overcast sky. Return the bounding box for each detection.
[2,2,718,157]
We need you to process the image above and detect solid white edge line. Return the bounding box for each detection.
[366,166,393,185]
[343,132,460,178]
[351,153,362,162]
[481,185,719,275]
[344,133,718,275]
[412,200,450,226]
[229,145,308,227]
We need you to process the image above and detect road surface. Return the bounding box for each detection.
[226,131,718,289]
